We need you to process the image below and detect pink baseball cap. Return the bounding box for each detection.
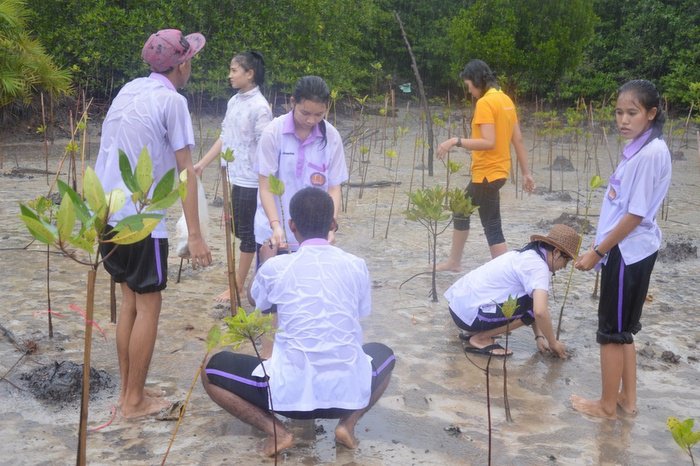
[141,29,206,73]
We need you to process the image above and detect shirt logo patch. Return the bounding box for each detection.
[310,172,326,186]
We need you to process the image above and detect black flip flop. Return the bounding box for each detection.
[463,337,513,358]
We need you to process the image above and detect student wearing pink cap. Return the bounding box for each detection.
[95,29,211,418]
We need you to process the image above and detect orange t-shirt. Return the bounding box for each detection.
[470,88,518,182]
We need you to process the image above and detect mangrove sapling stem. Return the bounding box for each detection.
[77,268,97,466]
[502,325,513,422]
[221,166,240,311]
[486,354,493,465]
[555,234,583,340]
[161,351,210,466]
[46,244,53,338]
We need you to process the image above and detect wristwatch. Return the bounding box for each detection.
[455,137,462,147]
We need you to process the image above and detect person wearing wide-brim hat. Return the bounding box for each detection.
[95,29,211,419]
[444,224,580,358]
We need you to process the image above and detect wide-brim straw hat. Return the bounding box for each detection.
[530,224,580,259]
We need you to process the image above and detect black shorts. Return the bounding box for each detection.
[204,342,396,419]
[100,227,168,294]
[597,246,657,345]
[449,294,535,332]
[453,178,506,246]
[232,185,257,253]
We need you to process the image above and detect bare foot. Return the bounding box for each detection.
[120,395,171,419]
[435,261,462,273]
[335,423,360,449]
[213,288,231,303]
[616,393,638,416]
[144,387,166,398]
[261,429,294,457]
[570,394,617,420]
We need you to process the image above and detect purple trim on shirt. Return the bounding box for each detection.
[154,238,163,285]
[622,128,652,160]
[372,354,396,377]
[148,72,176,91]
[617,256,625,332]
[205,368,269,388]
[300,238,330,247]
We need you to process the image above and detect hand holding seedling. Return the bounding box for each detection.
[436,138,458,160]
[575,247,602,271]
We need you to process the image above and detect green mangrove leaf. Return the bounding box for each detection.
[106,189,126,216]
[500,295,519,319]
[667,417,700,451]
[385,149,397,158]
[221,307,275,349]
[146,190,180,212]
[268,174,285,197]
[118,150,139,193]
[57,180,90,223]
[447,160,462,174]
[448,188,478,218]
[56,193,75,241]
[68,230,96,253]
[152,168,175,204]
[221,148,234,163]
[589,174,603,190]
[83,167,107,218]
[135,147,154,194]
[19,210,57,244]
[108,214,162,245]
[206,325,222,352]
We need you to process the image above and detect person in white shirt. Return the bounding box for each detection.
[202,187,395,457]
[96,29,212,418]
[195,51,273,303]
[445,224,578,358]
[572,79,672,420]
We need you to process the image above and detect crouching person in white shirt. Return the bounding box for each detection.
[201,187,396,457]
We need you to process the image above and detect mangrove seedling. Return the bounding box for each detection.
[404,185,477,301]
[668,417,700,465]
[267,174,287,247]
[19,148,184,466]
[219,148,241,309]
[498,294,519,422]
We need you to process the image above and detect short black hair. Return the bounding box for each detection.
[289,187,334,239]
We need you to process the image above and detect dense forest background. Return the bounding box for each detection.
[4,0,700,114]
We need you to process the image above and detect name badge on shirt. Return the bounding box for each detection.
[310,172,326,186]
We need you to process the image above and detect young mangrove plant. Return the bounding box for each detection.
[667,416,700,465]
[219,148,240,310]
[19,148,184,466]
[498,294,519,422]
[267,174,287,247]
[404,185,477,301]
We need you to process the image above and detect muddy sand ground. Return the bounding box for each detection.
[1,109,699,465]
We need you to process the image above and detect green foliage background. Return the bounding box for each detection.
[16,0,700,109]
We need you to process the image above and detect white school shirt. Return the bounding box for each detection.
[444,250,550,326]
[250,238,373,412]
[596,133,672,265]
[219,86,272,188]
[253,112,348,249]
[94,73,195,238]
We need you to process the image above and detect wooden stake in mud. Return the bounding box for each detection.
[556,235,583,339]
[109,278,117,324]
[395,11,435,177]
[220,166,240,311]
[77,269,96,466]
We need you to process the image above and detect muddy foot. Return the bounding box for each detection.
[120,395,171,419]
[335,423,360,449]
[435,261,462,273]
[570,394,617,420]
[261,430,294,457]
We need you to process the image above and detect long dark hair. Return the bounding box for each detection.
[459,59,498,95]
[618,79,666,147]
[293,75,330,148]
[233,51,266,87]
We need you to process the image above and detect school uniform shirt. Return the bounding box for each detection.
[253,112,348,249]
[471,88,519,182]
[94,73,195,238]
[250,238,373,412]
[444,249,550,326]
[219,86,272,188]
[596,131,672,265]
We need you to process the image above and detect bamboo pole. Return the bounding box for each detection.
[220,167,240,311]
[76,269,97,466]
